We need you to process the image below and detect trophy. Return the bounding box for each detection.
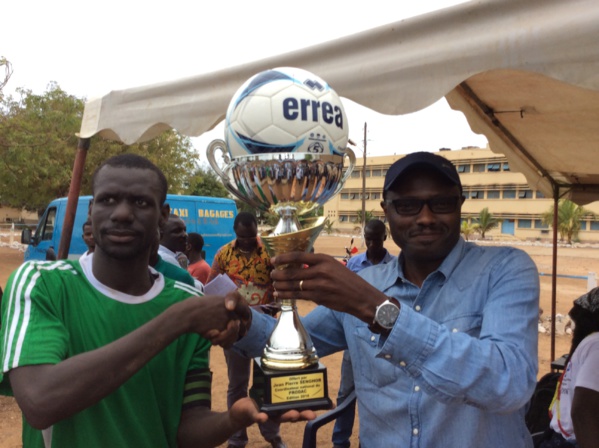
[207,67,356,414]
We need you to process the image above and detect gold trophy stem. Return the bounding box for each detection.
[260,217,327,370]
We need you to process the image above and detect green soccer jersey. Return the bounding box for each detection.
[1,256,211,448]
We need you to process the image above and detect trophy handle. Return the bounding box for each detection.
[332,146,356,197]
[206,139,231,180]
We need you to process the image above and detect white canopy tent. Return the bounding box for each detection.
[65,0,599,360]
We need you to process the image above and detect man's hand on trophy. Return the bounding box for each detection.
[271,252,388,322]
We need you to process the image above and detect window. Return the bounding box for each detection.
[339,215,348,222]
[469,191,483,199]
[363,170,371,178]
[371,169,382,177]
[590,221,599,231]
[349,193,357,200]
[457,164,471,173]
[371,192,381,200]
[534,220,549,229]
[487,163,500,172]
[473,163,486,172]
[518,219,532,228]
[503,189,516,199]
[351,171,360,178]
[340,193,349,200]
[518,190,533,199]
[362,193,370,200]
[487,190,500,199]
[580,221,588,231]
[36,207,57,241]
[502,163,510,171]
[536,190,545,199]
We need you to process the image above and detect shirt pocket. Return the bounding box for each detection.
[352,325,403,388]
[440,313,483,337]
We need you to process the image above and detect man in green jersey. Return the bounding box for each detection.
[0,154,306,448]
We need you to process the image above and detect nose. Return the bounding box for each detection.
[415,202,436,224]
[111,200,134,221]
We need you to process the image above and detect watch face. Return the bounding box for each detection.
[377,302,400,329]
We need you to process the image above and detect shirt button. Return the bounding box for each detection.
[384,354,391,359]
[452,328,459,333]
[371,335,376,342]
[413,428,419,435]
[415,305,421,311]
[400,361,406,367]
[414,386,420,392]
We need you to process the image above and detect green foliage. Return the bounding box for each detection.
[323,219,335,235]
[184,164,230,198]
[460,219,479,241]
[356,209,375,226]
[0,83,196,212]
[473,207,500,239]
[542,199,595,244]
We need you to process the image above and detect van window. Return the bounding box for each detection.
[36,207,57,241]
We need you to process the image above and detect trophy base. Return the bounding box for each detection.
[250,358,333,416]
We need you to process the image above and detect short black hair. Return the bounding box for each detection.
[365,219,386,235]
[82,219,92,232]
[188,232,204,251]
[234,212,257,230]
[92,153,168,204]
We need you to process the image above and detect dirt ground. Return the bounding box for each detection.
[0,234,588,448]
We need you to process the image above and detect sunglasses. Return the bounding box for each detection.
[384,196,463,216]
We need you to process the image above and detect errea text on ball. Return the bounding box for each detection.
[282,98,344,130]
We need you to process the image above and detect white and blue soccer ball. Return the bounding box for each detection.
[225,67,349,158]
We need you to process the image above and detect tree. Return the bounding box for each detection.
[184,164,230,198]
[542,199,595,244]
[461,219,478,241]
[0,83,196,213]
[323,219,336,235]
[0,56,13,98]
[355,209,375,226]
[474,207,500,239]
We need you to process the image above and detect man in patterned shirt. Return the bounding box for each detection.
[207,212,285,448]
[0,154,284,448]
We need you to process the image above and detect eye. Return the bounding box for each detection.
[134,198,149,207]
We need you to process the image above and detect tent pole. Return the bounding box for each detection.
[550,186,559,365]
[57,137,91,259]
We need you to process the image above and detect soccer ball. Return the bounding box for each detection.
[225,67,349,158]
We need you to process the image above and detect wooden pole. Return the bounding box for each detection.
[361,122,367,230]
[57,138,90,259]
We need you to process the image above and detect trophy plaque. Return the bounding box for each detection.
[207,67,355,414]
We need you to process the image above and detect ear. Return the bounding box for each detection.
[158,203,170,230]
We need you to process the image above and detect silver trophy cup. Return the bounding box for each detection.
[207,139,355,412]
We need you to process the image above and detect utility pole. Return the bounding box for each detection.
[361,122,367,230]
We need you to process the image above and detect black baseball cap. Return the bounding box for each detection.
[384,152,462,192]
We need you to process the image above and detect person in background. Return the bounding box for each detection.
[82,219,95,254]
[207,212,286,448]
[159,214,189,268]
[333,218,396,448]
[150,229,199,289]
[187,232,211,285]
[0,153,287,448]
[235,152,540,447]
[541,288,599,448]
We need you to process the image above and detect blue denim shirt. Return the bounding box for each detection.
[345,249,396,273]
[236,238,539,448]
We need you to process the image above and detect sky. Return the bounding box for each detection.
[1,0,488,159]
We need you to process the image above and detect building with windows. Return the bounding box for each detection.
[324,147,599,242]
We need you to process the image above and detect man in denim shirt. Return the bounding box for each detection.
[235,152,539,447]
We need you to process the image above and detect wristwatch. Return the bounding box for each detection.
[369,298,400,334]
